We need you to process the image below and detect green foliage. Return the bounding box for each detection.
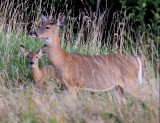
[120,0,160,35]
[49,118,58,123]
[19,110,39,123]
[101,111,123,123]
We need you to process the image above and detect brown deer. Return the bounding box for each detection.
[30,15,143,98]
[20,45,56,84]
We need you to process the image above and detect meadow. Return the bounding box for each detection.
[0,0,159,123]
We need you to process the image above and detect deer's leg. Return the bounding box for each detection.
[68,86,78,99]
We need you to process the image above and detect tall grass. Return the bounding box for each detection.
[0,0,159,123]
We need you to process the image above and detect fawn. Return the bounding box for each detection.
[20,45,56,84]
[30,15,143,98]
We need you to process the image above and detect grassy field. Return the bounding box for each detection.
[0,1,159,123]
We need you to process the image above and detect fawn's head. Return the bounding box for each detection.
[30,15,65,40]
[20,45,48,67]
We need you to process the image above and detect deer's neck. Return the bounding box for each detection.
[46,34,67,68]
[31,65,43,82]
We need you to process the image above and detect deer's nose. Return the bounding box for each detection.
[30,31,37,36]
[30,61,34,65]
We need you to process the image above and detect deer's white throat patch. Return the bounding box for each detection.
[46,38,52,44]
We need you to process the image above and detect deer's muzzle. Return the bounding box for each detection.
[30,61,34,65]
[30,31,38,37]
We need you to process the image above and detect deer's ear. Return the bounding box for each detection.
[41,14,52,24]
[57,15,65,26]
[38,45,48,57]
[20,45,29,56]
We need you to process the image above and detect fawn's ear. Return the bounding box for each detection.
[20,45,29,56]
[38,45,48,57]
[57,15,65,26]
[41,14,52,24]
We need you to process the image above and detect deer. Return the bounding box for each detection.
[20,45,56,85]
[30,15,143,99]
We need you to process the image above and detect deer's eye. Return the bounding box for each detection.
[36,56,38,58]
[45,26,50,29]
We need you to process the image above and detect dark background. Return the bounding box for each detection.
[11,0,159,35]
